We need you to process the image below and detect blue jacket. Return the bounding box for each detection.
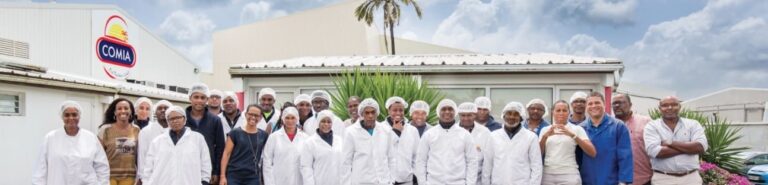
[579,114,633,185]
[185,106,225,176]
[482,116,503,131]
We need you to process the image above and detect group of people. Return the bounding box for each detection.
[32,82,708,185]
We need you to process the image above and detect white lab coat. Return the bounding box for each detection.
[415,122,479,185]
[470,122,492,184]
[380,122,420,183]
[142,128,211,185]
[32,129,110,185]
[257,109,281,131]
[218,112,244,137]
[342,121,397,185]
[304,114,346,137]
[300,132,344,185]
[137,121,167,180]
[482,128,542,185]
[263,128,308,185]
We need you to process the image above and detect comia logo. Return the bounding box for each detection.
[96,15,136,79]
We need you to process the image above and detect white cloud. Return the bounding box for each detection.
[239,1,288,24]
[564,34,620,57]
[158,10,217,71]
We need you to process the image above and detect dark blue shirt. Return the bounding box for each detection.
[186,106,226,175]
[226,127,268,178]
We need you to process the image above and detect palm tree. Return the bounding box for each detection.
[355,0,423,55]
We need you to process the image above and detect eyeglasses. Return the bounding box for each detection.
[168,116,185,122]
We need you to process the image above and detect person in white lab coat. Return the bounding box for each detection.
[457,102,492,184]
[137,100,172,183]
[300,110,344,185]
[142,106,212,185]
[415,99,479,185]
[256,88,281,133]
[219,91,244,137]
[408,100,432,137]
[262,107,309,185]
[482,102,543,185]
[342,98,397,185]
[381,97,420,185]
[294,94,314,129]
[303,90,345,136]
[32,100,110,185]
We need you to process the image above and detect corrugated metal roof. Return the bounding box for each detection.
[0,67,188,101]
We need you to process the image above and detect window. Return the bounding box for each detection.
[274,92,295,107]
[0,92,23,115]
[438,88,485,104]
[490,88,553,122]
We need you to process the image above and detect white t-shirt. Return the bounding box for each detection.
[540,123,589,174]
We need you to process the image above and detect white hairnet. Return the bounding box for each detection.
[222,91,239,108]
[258,88,276,100]
[165,106,187,120]
[569,91,588,104]
[358,98,380,117]
[294,94,312,105]
[436,99,457,117]
[135,97,153,112]
[409,100,430,116]
[153,100,173,113]
[282,107,299,121]
[385,96,409,109]
[474,97,492,110]
[457,102,478,114]
[310,90,331,102]
[209,89,223,98]
[60,100,82,116]
[502,102,528,120]
[317,110,336,123]
[526,98,549,118]
[188,83,210,97]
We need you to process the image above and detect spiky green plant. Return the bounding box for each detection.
[649,108,749,173]
[330,68,444,124]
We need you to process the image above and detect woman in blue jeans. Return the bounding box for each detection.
[220,104,269,185]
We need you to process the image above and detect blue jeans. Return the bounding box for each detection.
[226,175,259,185]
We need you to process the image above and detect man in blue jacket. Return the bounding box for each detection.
[185,83,225,185]
[579,92,633,185]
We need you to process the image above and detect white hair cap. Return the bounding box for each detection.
[310,90,331,102]
[209,89,223,98]
[457,102,478,114]
[385,96,409,109]
[222,91,239,107]
[164,106,187,120]
[135,97,153,111]
[258,88,276,100]
[154,100,173,113]
[188,83,210,97]
[60,100,82,116]
[317,110,336,123]
[569,91,588,104]
[294,94,312,105]
[502,102,528,120]
[474,96,492,110]
[358,98,380,117]
[282,107,299,121]
[436,99,458,117]
[526,98,549,117]
[409,100,430,116]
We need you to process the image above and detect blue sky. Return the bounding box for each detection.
[23,0,768,99]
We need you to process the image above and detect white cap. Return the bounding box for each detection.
[165,106,187,120]
[358,98,380,117]
[222,91,240,108]
[188,83,210,97]
[436,99,458,117]
[457,102,478,114]
[502,102,527,120]
[311,90,331,101]
[409,100,430,116]
[570,91,588,104]
[60,100,82,116]
[317,110,336,123]
[154,100,173,113]
[474,97,492,110]
[294,94,312,105]
[135,97,153,111]
[526,99,549,118]
[258,88,276,100]
[282,107,299,121]
[210,89,223,98]
[385,96,409,109]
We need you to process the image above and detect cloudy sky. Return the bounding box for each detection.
[25,0,768,99]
